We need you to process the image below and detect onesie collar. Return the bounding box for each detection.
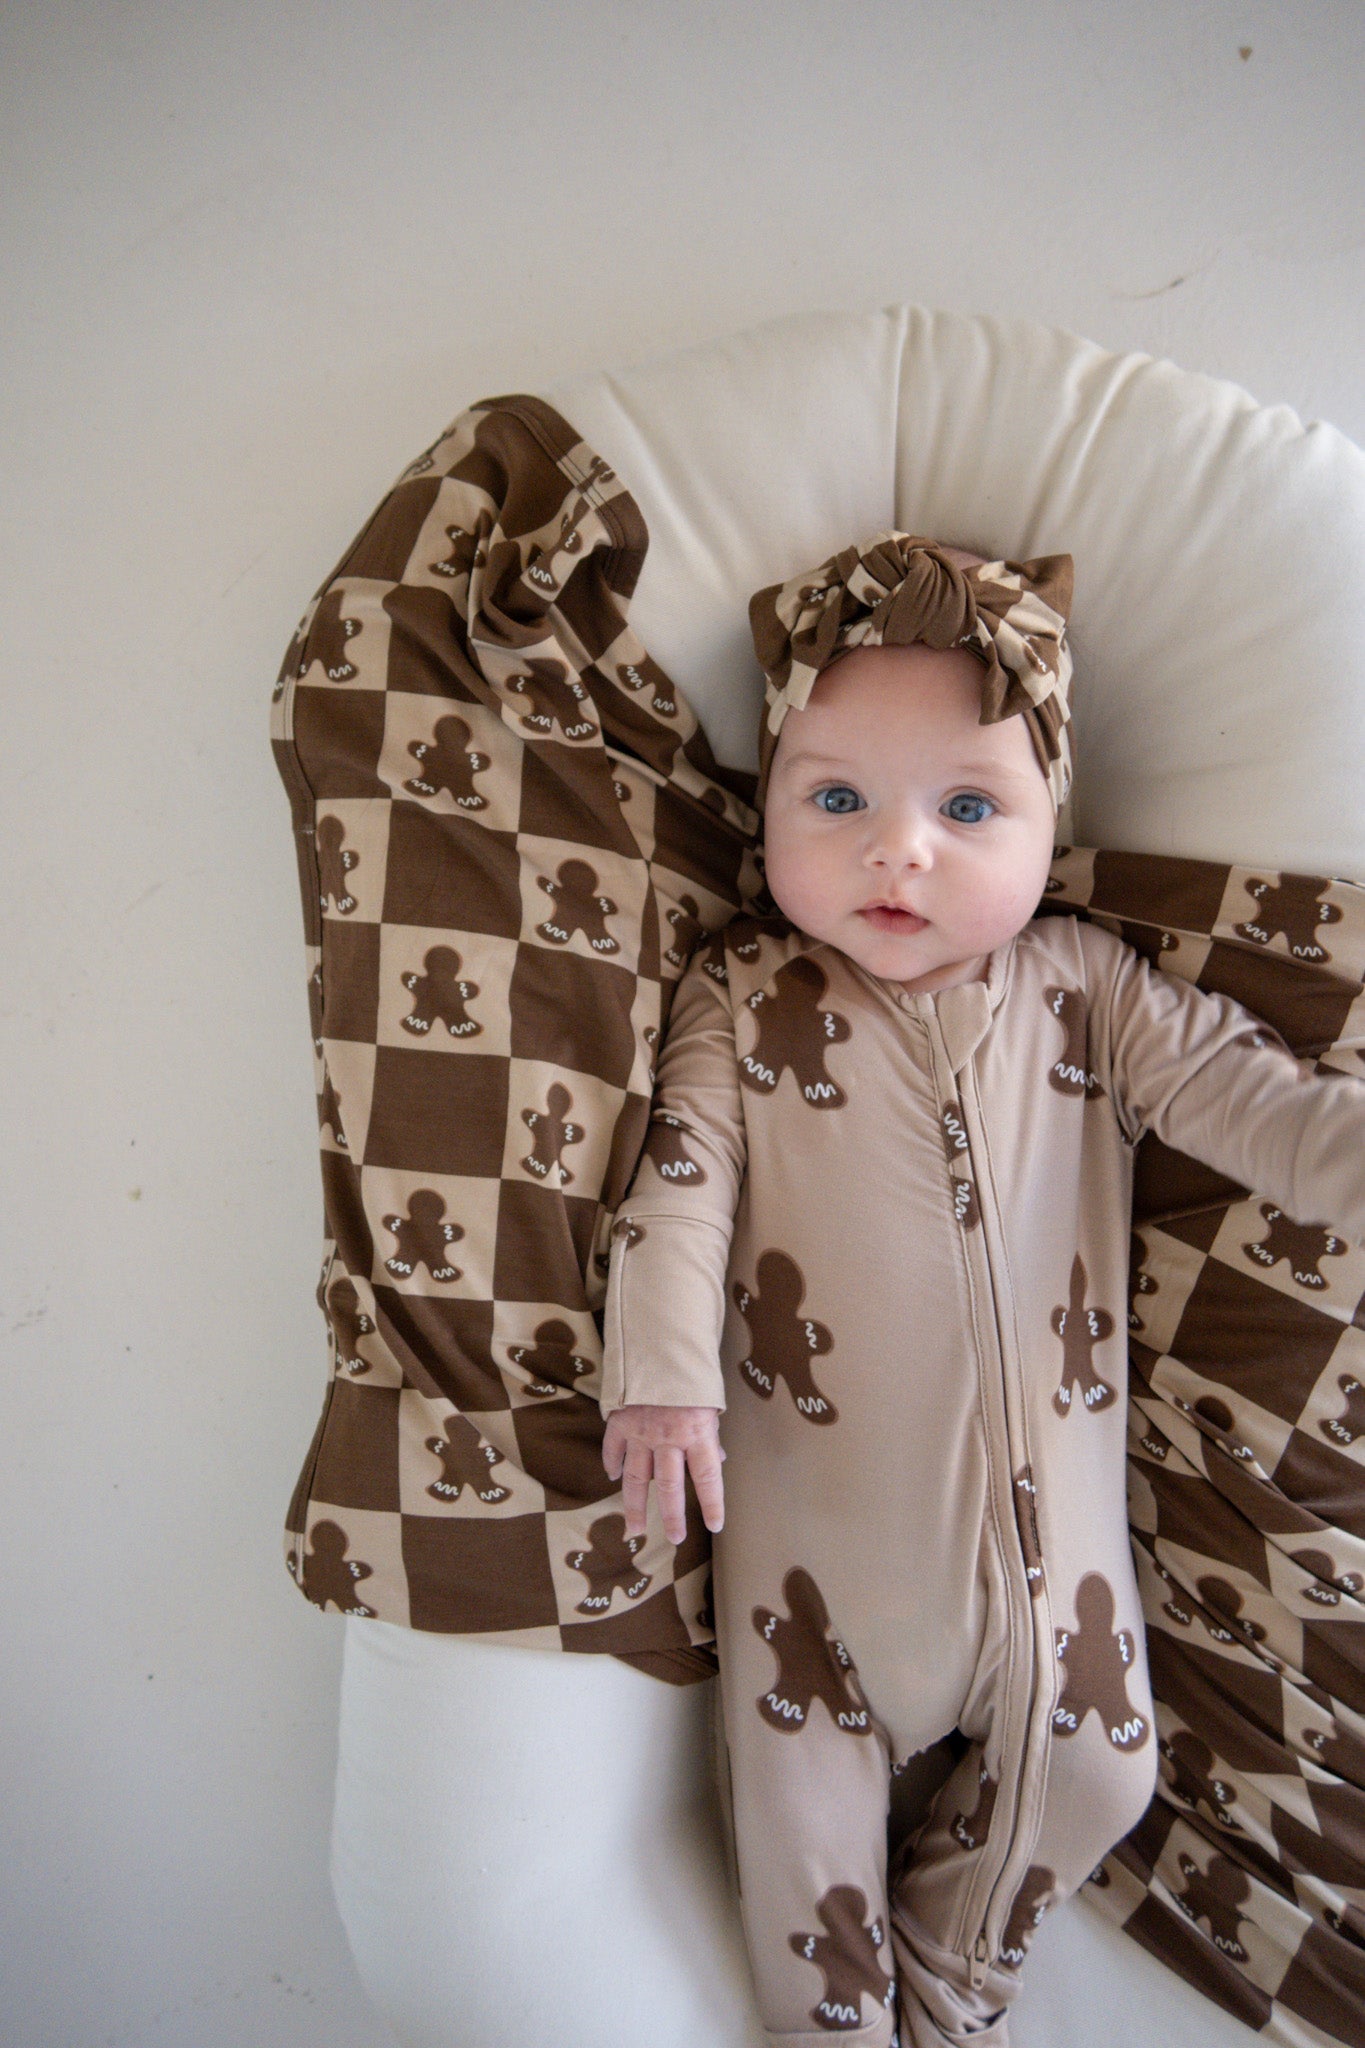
[889,933,1017,1075]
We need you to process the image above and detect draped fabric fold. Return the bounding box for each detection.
[273,399,1365,2039]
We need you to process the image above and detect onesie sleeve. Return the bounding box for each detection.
[600,940,748,1414]
[1093,930,1365,1245]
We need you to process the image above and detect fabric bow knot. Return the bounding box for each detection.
[749,533,1075,816]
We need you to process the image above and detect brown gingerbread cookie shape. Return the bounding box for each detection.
[999,1866,1056,1970]
[306,587,362,681]
[317,815,359,914]
[1154,1558,1194,1628]
[1128,1230,1158,1331]
[565,1513,651,1614]
[298,1520,375,1614]
[1320,1373,1365,1447]
[641,1112,707,1187]
[382,1190,463,1283]
[425,1414,511,1503]
[752,1567,871,1736]
[1051,1254,1118,1418]
[1175,1850,1251,1961]
[664,893,704,970]
[506,1318,592,1398]
[325,1276,374,1375]
[789,1886,895,2034]
[1234,873,1342,962]
[502,656,598,742]
[1292,1549,1363,1605]
[520,1083,584,1185]
[941,1101,979,1229]
[1052,1573,1149,1751]
[1160,1730,1236,1825]
[610,1216,646,1253]
[1042,985,1103,1098]
[403,714,491,807]
[536,858,621,954]
[1013,1465,1044,1597]
[319,1068,348,1151]
[1196,1575,1267,1645]
[733,1250,837,1423]
[739,956,850,1108]
[949,1758,999,1851]
[1243,1203,1346,1290]
[429,522,483,583]
[401,946,482,1038]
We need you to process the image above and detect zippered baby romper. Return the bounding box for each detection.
[603,910,1365,2047]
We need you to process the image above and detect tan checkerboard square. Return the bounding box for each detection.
[361,1166,501,1298]
[376,925,519,1056]
[397,1390,546,1520]
[378,691,523,826]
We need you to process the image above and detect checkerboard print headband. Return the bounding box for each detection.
[748,534,1075,816]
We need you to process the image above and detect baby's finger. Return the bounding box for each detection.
[687,1439,725,1532]
[601,1413,626,1480]
[652,1443,689,1547]
[620,1441,653,1538]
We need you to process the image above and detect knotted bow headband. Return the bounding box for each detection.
[748,534,1075,815]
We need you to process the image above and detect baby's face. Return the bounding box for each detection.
[763,642,1056,995]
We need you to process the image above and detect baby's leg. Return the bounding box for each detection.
[889,1699,1157,2045]
[719,1645,899,2045]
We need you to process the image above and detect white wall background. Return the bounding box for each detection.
[3,3,1363,2043]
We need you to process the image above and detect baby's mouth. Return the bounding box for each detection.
[860,903,928,935]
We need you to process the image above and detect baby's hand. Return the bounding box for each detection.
[601,1405,725,1546]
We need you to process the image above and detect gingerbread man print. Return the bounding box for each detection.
[503,657,598,742]
[788,1887,895,2034]
[1234,873,1342,962]
[536,858,621,954]
[949,1759,999,1851]
[739,956,851,1107]
[752,1568,871,1736]
[641,1112,707,1187]
[299,1520,375,1615]
[1175,1851,1250,1961]
[401,946,481,1038]
[1051,1254,1118,1417]
[1160,1730,1236,1826]
[941,1100,980,1229]
[426,1414,511,1503]
[306,588,362,681]
[733,1250,837,1422]
[317,815,359,914]
[404,714,490,807]
[1053,1573,1149,1750]
[1321,1374,1365,1447]
[506,1318,592,1397]
[1243,1203,1346,1289]
[664,894,704,970]
[382,1190,463,1283]
[999,1867,1056,1970]
[1043,985,1103,1098]
[565,1514,651,1613]
[520,1083,584,1185]
[325,1276,374,1375]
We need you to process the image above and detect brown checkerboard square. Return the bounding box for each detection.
[401,1510,559,1633]
[364,1049,510,1177]
[380,802,523,934]
[294,686,389,798]
[507,942,638,1089]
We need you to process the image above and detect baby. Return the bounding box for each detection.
[600,537,1365,2048]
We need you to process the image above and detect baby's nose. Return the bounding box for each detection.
[867,810,933,867]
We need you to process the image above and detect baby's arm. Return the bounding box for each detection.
[1098,933,1365,1242]
[601,1404,725,1543]
[600,938,748,1538]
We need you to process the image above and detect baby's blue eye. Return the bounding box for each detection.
[814,785,864,814]
[943,792,995,825]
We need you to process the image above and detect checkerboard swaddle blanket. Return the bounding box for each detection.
[270,395,759,1681]
[1039,851,1365,2044]
[273,395,1365,2037]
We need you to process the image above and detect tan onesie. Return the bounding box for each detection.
[603,908,1365,2048]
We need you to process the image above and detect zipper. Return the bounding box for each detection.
[925,1010,1053,1970]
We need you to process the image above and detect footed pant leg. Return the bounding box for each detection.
[720,1644,900,2045]
[889,1649,1158,2046]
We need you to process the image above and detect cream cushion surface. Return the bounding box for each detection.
[548,305,1365,877]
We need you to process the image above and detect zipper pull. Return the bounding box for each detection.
[969,1932,989,1990]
